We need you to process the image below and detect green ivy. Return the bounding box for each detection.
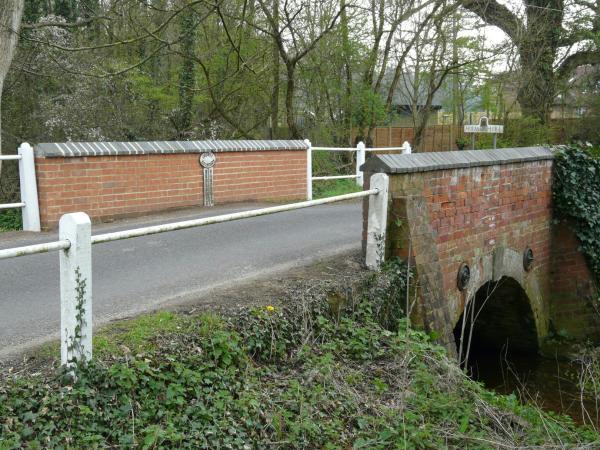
[0,209,22,232]
[552,145,600,280]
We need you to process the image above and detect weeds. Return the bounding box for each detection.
[0,209,21,232]
[572,344,600,430]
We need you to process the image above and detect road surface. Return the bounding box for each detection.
[0,202,362,358]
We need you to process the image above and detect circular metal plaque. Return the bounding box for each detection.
[200,152,216,168]
[457,263,471,291]
[523,247,534,271]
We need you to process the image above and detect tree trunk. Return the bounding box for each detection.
[177,5,196,137]
[414,104,434,151]
[451,14,459,147]
[285,62,299,138]
[340,0,352,145]
[516,40,558,124]
[269,0,279,139]
[518,0,563,124]
[0,0,24,163]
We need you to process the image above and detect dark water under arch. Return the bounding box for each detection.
[453,277,597,426]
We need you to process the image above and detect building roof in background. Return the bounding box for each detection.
[379,71,445,108]
[379,71,482,112]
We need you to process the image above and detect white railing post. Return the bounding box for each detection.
[356,141,366,187]
[366,173,389,270]
[305,138,313,200]
[59,212,93,367]
[402,141,412,155]
[18,143,41,232]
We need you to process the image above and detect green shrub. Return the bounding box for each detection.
[311,150,351,176]
[501,116,551,147]
[455,136,470,150]
[0,209,22,231]
[474,116,552,149]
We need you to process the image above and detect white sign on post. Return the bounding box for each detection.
[464,124,504,134]
[463,117,503,149]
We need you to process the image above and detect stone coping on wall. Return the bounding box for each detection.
[35,140,308,158]
[360,147,554,174]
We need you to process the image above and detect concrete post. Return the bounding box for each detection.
[59,212,93,367]
[305,139,312,200]
[356,141,366,187]
[366,173,389,270]
[18,143,40,232]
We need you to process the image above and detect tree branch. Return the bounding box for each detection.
[20,0,214,53]
[21,16,109,29]
[291,8,343,64]
[460,0,524,43]
[557,49,600,79]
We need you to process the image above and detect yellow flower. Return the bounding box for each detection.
[266,305,275,312]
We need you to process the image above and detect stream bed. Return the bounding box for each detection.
[470,349,600,428]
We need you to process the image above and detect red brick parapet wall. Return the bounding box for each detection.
[34,140,308,229]
[361,147,599,354]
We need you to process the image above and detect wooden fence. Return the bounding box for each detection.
[369,119,583,152]
[370,125,466,152]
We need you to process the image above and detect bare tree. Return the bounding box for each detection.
[397,3,468,150]
[358,0,441,140]
[254,0,345,138]
[0,0,25,161]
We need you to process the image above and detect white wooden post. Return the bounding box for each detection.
[356,141,366,187]
[59,212,93,366]
[401,141,412,155]
[18,143,40,232]
[305,139,312,200]
[366,173,389,270]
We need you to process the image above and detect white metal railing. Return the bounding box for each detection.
[0,143,41,232]
[0,203,26,210]
[0,173,389,367]
[305,139,410,200]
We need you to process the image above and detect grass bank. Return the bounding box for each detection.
[1,259,598,449]
[313,178,361,199]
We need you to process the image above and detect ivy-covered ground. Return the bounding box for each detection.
[1,259,598,449]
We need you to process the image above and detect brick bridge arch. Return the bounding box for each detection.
[362,147,598,356]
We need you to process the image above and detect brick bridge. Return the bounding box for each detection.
[362,147,598,357]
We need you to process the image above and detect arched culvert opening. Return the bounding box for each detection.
[453,276,538,384]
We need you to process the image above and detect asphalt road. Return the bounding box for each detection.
[0,201,362,358]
